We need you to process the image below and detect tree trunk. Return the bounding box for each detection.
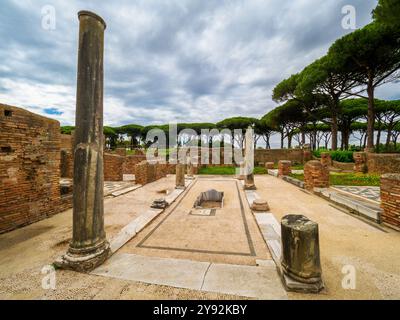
[363,132,367,149]
[331,112,338,151]
[386,125,393,148]
[376,124,381,152]
[366,75,375,150]
[280,131,284,149]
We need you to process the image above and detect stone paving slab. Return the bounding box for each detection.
[92,252,287,299]
[111,185,142,197]
[92,253,210,290]
[201,262,287,299]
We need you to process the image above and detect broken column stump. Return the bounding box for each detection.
[244,172,256,190]
[304,160,329,191]
[280,214,324,293]
[175,163,186,189]
[251,199,270,212]
[55,11,110,272]
[278,160,291,176]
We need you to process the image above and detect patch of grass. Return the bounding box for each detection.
[289,172,380,186]
[273,164,304,170]
[330,172,380,186]
[253,167,268,174]
[289,173,304,181]
[198,166,268,175]
[198,166,236,175]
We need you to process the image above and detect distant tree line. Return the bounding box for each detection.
[61,0,400,153]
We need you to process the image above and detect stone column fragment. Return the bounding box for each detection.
[280,214,324,293]
[175,163,186,189]
[56,11,109,272]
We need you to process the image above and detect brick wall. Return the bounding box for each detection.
[304,160,329,191]
[60,149,73,178]
[380,174,400,230]
[60,134,73,150]
[367,153,400,174]
[0,104,71,233]
[255,148,308,166]
[134,161,170,185]
[354,152,400,174]
[104,153,124,181]
[122,154,146,174]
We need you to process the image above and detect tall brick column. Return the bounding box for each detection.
[56,11,109,272]
[304,160,329,191]
[278,160,291,176]
[380,174,400,230]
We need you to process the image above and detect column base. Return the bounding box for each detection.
[244,184,256,190]
[175,185,186,190]
[281,272,324,294]
[54,240,110,273]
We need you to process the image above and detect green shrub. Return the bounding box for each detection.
[313,149,354,163]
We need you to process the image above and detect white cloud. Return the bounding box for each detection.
[1,0,397,129]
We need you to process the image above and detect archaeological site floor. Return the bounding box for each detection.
[122,177,270,265]
[0,174,400,300]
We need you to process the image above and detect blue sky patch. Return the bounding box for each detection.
[44,108,63,116]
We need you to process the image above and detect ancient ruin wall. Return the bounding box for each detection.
[0,104,71,233]
[255,149,308,166]
[103,153,124,181]
[354,152,400,174]
[380,174,400,230]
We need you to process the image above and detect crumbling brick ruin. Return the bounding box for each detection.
[0,104,72,233]
[304,160,329,191]
[380,174,400,230]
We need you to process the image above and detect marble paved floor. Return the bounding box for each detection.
[332,185,381,203]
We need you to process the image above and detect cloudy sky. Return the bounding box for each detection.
[0,0,398,128]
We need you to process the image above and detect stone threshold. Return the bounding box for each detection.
[110,184,142,197]
[316,188,382,224]
[330,186,380,206]
[91,252,287,299]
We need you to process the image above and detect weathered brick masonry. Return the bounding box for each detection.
[380,174,400,230]
[0,104,71,233]
[320,152,332,167]
[354,152,400,174]
[103,153,124,181]
[304,160,329,191]
[278,160,291,176]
